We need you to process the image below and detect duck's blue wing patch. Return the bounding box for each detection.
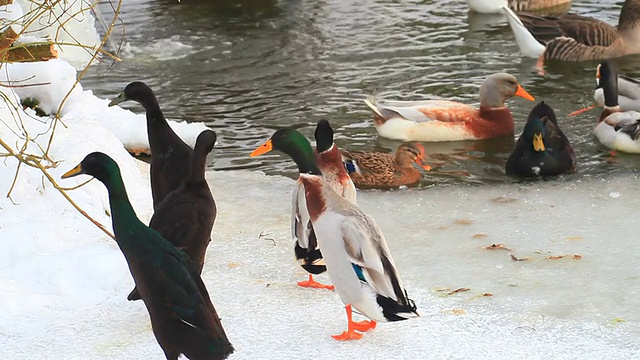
[344,160,356,174]
[352,263,367,283]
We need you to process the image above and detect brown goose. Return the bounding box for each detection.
[503,0,640,66]
[341,143,431,189]
[466,0,571,14]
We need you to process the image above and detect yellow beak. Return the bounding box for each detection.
[533,133,545,152]
[61,164,84,179]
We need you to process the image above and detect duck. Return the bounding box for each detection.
[592,60,640,153]
[364,73,535,142]
[108,81,193,209]
[127,130,218,301]
[505,101,576,176]
[466,0,571,14]
[570,63,640,116]
[292,119,357,290]
[61,152,233,360]
[250,128,418,341]
[503,0,640,69]
[341,143,431,189]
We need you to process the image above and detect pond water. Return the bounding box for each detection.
[85,0,640,187]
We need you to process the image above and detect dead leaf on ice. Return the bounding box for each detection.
[510,253,529,261]
[484,243,511,251]
[448,287,470,295]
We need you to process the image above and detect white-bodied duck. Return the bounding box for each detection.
[292,119,357,290]
[250,128,418,340]
[571,63,640,116]
[364,73,534,142]
[592,60,640,153]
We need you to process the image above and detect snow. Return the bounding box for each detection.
[1,2,640,360]
[14,0,100,70]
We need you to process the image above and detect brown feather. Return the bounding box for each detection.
[342,143,424,189]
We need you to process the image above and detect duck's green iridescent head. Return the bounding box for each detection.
[61,152,122,185]
[250,128,321,175]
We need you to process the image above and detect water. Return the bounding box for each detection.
[85,0,640,186]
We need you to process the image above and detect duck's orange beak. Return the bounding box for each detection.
[250,139,273,157]
[596,64,601,79]
[515,84,535,101]
[568,104,597,117]
[414,143,432,171]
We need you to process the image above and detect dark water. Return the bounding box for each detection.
[85,0,640,186]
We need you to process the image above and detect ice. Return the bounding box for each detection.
[3,155,640,358]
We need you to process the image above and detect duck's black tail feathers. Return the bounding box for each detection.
[377,290,419,322]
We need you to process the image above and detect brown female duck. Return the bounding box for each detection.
[341,143,431,189]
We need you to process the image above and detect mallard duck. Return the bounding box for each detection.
[466,0,571,14]
[506,101,576,176]
[341,143,431,189]
[293,120,357,290]
[364,73,535,142]
[251,129,418,341]
[62,152,233,360]
[592,60,640,153]
[503,0,640,68]
[127,130,218,301]
[109,82,193,209]
[571,64,640,116]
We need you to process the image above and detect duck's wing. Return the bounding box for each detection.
[606,111,640,140]
[365,96,471,124]
[341,150,395,176]
[617,75,640,101]
[292,181,323,270]
[544,118,576,165]
[341,213,410,305]
[150,241,215,331]
[516,12,618,46]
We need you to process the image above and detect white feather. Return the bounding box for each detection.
[502,6,546,58]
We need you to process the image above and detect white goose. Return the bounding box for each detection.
[250,128,418,340]
[592,60,640,153]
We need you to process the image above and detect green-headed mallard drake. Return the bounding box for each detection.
[127,130,218,301]
[109,81,193,209]
[503,0,640,69]
[506,101,576,176]
[62,152,232,360]
[251,129,418,341]
[364,73,535,142]
[466,0,571,14]
[592,60,640,153]
[292,119,357,290]
[341,143,431,189]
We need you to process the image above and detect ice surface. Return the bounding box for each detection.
[2,161,640,358]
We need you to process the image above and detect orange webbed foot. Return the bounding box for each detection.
[352,320,377,332]
[568,104,596,117]
[297,275,335,290]
[331,329,363,341]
